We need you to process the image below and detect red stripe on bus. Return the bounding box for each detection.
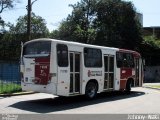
[35,57,50,85]
[120,80,127,90]
[120,68,132,79]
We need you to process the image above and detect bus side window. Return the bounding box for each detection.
[57,44,68,67]
[84,48,102,68]
[116,52,134,68]
[123,53,128,67]
[127,53,134,68]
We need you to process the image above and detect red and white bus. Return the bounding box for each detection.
[21,38,143,98]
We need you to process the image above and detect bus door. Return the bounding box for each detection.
[69,52,81,94]
[57,44,70,96]
[104,55,114,90]
[135,58,139,86]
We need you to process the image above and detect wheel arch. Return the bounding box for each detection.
[126,77,134,88]
[86,79,99,91]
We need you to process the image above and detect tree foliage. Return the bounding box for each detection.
[51,0,98,43]
[12,12,49,41]
[51,0,142,50]
[143,36,160,48]
[0,13,49,60]
[0,0,19,34]
[0,0,18,13]
[94,0,142,49]
[140,36,160,66]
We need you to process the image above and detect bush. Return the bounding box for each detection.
[0,82,22,94]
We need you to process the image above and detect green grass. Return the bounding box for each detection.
[0,83,22,94]
[145,85,160,89]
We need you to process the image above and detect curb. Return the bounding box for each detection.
[143,86,160,91]
[0,91,36,97]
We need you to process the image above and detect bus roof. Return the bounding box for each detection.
[119,49,141,57]
[24,38,141,57]
[24,38,118,50]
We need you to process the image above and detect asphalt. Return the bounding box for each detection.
[0,83,159,97]
[0,87,160,114]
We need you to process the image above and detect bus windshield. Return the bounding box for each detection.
[23,41,51,57]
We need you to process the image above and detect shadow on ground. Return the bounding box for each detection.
[10,91,145,113]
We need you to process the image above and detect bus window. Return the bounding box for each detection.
[116,52,134,68]
[57,44,68,67]
[84,48,102,67]
[126,53,134,68]
[23,41,51,57]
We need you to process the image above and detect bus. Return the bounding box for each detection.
[20,38,143,99]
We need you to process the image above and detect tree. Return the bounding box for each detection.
[0,16,5,33]
[0,0,19,34]
[68,0,98,44]
[50,29,60,39]
[140,36,160,66]
[53,0,142,50]
[94,0,142,50]
[9,12,49,42]
[0,0,16,13]
[51,0,97,44]
[0,13,49,60]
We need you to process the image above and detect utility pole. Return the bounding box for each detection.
[86,0,90,44]
[27,0,38,41]
[27,0,31,41]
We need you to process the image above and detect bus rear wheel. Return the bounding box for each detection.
[85,82,97,99]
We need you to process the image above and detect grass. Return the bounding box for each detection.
[0,82,22,94]
[144,85,160,89]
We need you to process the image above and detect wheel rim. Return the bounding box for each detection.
[88,88,95,98]
[87,84,96,98]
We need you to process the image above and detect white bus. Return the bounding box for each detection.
[21,38,143,99]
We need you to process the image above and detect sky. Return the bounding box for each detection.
[1,0,160,31]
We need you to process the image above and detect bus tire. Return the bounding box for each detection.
[85,82,98,99]
[125,80,131,94]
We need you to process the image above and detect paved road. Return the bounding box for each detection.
[0,87,160,114]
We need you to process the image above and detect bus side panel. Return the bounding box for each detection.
[56,43,70,96]
[48,42,58,95]
[115,68,120,90]
[21,83,57,94]
[120,68,132,89]
[57,67,70,96]
[82,68,104,94]
[23,58,35,84]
